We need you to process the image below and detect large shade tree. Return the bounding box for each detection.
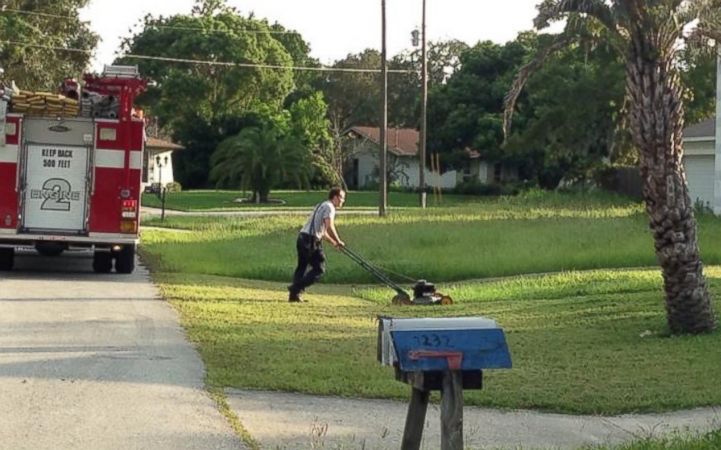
[116,0,295,188]
[288,92,340,186]
[505,0,720,334]
[0,1,98,89]
[505,32,628,188]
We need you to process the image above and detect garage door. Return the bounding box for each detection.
[683,155,715,209]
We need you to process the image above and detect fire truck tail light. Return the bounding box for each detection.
[121,199,137,219]
[120,220,137,234]
[120,199,138,233]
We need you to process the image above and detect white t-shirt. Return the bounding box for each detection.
[300,200,336,241]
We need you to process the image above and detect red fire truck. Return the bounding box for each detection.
[0,66,147,273]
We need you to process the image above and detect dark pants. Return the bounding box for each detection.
[290,233,326,293]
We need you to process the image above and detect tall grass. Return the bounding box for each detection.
[141,212,721,284]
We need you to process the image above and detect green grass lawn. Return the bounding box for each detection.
[589,429,721,450]
[140,191,721,417]
[153,267,721,415]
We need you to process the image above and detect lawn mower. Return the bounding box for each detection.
[340,246,453,306]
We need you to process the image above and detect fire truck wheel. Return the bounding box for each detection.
[93,251,113,273]
[0,248,14,271]
[115,245,135,274]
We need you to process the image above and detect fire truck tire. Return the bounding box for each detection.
[114,245,135,274]
[0,248,14,271]
[93,251,113,273]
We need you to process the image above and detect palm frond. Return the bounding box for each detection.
[503,34,573,140]
[535,0,617,31]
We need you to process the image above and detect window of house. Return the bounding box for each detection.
[493,163,502,183]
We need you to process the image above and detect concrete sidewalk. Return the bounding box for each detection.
[226,390,721,450]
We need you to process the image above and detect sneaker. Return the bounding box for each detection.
[288,285,304,302]
[288,291,305,302]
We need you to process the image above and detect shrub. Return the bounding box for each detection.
[452,180,522,196]
[165,181,182,193]
[693,197,713,216]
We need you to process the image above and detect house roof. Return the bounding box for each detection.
[349,126,419,156]
[146,136,184,151]
[684,117,716,140]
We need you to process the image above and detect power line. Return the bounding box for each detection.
[151,24,300,36]
[0,8,302,35]
[125,54,413,73]
[0,7,80,21]
[0,40,91,54]
[0,41,416,74]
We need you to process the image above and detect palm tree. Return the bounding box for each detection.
[210,116,311,203]
[505,0,721,334]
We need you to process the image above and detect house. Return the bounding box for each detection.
[142,136,184,189]
[463,148,518,185]
[345,126,515,189]
[682,116,721,213]
[142,118,184,190]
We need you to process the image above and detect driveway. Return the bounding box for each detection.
[0,249,245,449]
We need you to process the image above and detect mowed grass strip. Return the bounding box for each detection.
[153,267,721,415]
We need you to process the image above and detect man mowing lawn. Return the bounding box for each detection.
[288,187,346,302]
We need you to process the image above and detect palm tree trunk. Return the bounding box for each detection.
[626,41,716,334]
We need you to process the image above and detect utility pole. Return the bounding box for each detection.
[419,0,428,208]
[714,46,721,215]
[379,0,388,217]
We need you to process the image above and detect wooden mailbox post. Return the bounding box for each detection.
[378,317,512,450]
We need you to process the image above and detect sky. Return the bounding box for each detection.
[78,0,548,71]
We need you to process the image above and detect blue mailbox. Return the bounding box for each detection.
[378,316,512,373]
[377,316,512,450]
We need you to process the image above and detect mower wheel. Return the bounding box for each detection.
[440,295,453,305]
[391,294,413,306]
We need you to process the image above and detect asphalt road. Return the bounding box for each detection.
[0,249,245,450]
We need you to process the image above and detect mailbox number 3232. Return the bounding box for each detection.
[413,333,451,348]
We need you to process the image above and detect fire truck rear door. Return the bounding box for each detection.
[20,118,93,234]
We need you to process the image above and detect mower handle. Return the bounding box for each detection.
[339,247,410,299]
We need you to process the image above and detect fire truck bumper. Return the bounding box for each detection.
[0,230,139,247]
